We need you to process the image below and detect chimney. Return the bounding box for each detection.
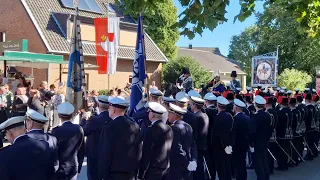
[189,43,192,49]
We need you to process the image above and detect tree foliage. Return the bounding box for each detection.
[278,69,312,91]
[163,56,212,88]
[228,2,320,79]
[119,0,179,59]
[118,0,320,39]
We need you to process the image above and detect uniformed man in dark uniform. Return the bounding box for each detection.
[211,96,233,180]
[190,95,210,180]
[296,94,307,158]
[138,102,173,180]
[230,71,241,91]
[232,99,250,180]
[275,96,293,170]
[0,116,55,180]
[175,92,197,144]
[162,96,176,124]
[98,97,141,180]
[166,103,197,180]
[244,91,255,169]
[225,91,235,116]
[80,95,112,180]
[25,109,59,176]
[265,97,278,174]
[249,95,272,180]
[204,93,218,178]
[132,88,163,139]
[305,93,317,160]
[289,97,303,166]
[52,102,84,180]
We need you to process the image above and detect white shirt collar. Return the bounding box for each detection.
[206,104,216,108]
[234,112,242,116]
[13,134,26,144]
[173,120,179,124]
[151,119,161,125]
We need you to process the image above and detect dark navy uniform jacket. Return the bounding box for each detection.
[194,111,209,151]
[291,108,301,136]
[183,110,197,141]
[233,112,250,152]
[297,103,308,124]
[0,135,55,180]
[205,105,218,149]
[26,129,59,173]
[306,104,316,131]
[167,120,197,180]
[98,116,142,180]
[52,121,84,180]
[249,110,272,150]
[80,111,111,159]
[132,107,150,139]
[138,120,173,179]
[211,111,234,151]
[276,107,292,138]
[247,104,256,118]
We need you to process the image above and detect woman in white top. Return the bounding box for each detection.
[52,87,65,128]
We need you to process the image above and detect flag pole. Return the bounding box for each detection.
[107,0,110,91]
[140,12,149,100]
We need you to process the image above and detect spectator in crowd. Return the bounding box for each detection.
[108,89,115,97]
[27,89,45,116]
[52,87,66,128]
[3,84,14,118]
[88,90,99,115]
[11,74,21,95]
[117,88,122,97]
[149,81,158,90]
[19,76,29,88]
[50,84,56,93]
[12,87,28,117]
[39,81,48,101]
[0,87,8,124]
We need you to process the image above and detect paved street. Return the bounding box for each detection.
[78,155,320,180]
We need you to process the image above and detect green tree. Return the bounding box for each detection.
[163,56,212,88]
[119,0,320,39]
[229,2,320,77]
[278,68,312,90]
[119,0,179,59]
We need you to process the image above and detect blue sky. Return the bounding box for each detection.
[173,0,264,56]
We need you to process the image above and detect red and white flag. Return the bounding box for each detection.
[94,17,120,74]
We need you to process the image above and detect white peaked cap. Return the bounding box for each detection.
[148,102,167,114]
[204,93,217,101]
[57,102,75,116]
[254,95,266,105]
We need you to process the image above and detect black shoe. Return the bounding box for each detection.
[304,155,314,161]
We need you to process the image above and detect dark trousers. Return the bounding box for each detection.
[275,139,289,169]
[166,166,192,180]
[207,147,217,179]
[0,110,7,124]
[194,149,208,180]
[297,136,304,159]
[108,172,135,180]
[253,149,269,180]
[306,131,318,158]
[232,150,247,180]
[291,137,301,164]
[268,142,277,173]
[145,167,168,180]
[213,149,231,180]
[87,157,98,180]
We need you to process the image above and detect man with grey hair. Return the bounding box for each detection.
[80,95,112,180]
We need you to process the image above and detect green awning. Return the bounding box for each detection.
[3,51,64,63]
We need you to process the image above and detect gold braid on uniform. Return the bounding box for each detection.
[212,81,224,89]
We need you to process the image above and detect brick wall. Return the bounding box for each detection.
[0,0,48,88]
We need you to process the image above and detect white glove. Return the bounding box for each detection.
[224,146,233,154]
[187,161,197,171]
[250,146,254,153]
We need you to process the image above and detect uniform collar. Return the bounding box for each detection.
[13,134,26,144]
[151,119,161,125]
[28,129,43,133]
[62,120,72,125]
[234,112,242,116]
[206,104,216,108]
